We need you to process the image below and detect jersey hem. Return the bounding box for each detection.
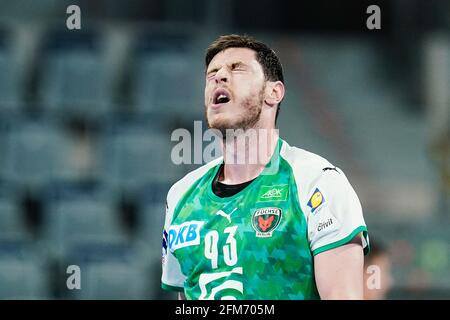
[312,226,369,256]
[161,282,184,292]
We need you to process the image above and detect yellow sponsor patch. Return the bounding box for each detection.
[307,188,325,213]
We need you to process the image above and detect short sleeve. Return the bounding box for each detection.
[305,168,370,256]
[161,200,186,292]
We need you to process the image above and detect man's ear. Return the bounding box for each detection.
[264,81,285,106]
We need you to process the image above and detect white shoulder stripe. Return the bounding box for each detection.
[279,140,333,222]
[165,157,223,227]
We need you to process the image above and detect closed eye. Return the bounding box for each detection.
[231,62,246,71]
[206,68,219,79]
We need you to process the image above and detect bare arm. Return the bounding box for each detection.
[314,235,364,300]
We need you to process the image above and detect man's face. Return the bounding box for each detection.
[204,47,266,134]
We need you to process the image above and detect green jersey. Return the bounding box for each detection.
[162,138,369,299]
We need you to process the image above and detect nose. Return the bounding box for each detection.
[214,67,229,84]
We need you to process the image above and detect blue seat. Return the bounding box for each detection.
[4,119,63,186]
[131,32,203,120]
[138,181,171,204]
[101,126,182,189]
[136,201,166,299]
[0,258,49,299]
[0,119,9,181]
[62,242,151,299]
[3,116,99,185]
[81,262,149,299]
[0,198,29,241]
[43,198,126,258]
[135,181,170,244]
[137,201,166,247]
[44,180,114,204]
[133,53,201,114]
[0,240,50,299]
[0,29,22,112]
[39,30,112,118]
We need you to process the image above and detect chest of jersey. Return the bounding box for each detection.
[167,162,319,299]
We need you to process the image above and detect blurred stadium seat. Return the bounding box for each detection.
[132,182,171,253]
[43,198,126,258]
[0,28,23,112]
[100,121,182,190]
[0,240,50,299]
[3,116,102,186]
[0,197,29,241]
[137,181,172,204]
[138,201,165,243]
[38,30,113,118]
[0,118,9,181]
[3,117,64,186]
[133,53,199,113]
[81,263,148,299]
[61,242,154,299]
[131,32,203,121]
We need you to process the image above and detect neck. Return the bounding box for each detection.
[219,127,279,184]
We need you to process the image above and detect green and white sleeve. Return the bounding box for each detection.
[304,168,370,256]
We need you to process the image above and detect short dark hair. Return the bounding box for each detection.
[205,34,284,124]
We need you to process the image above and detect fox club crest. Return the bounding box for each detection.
[251,207,282,237]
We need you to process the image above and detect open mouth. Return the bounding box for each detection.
[213,89,231,105]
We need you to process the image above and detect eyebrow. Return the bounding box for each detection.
[206,67,219,75]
